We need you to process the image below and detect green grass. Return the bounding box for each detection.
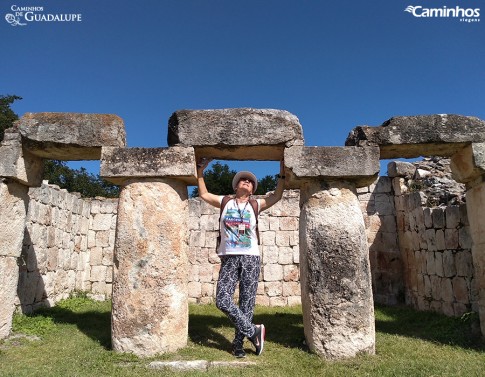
[1,295,484,377]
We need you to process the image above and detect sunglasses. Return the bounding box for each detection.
[239,178,254,186]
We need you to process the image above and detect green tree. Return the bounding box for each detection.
[0,94,22,142]
[191,162,236,197]
[191,162,278,197]
[254,174,278,195]
[43,160,120,198]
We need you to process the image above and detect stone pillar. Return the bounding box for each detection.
[111,178,189,357]
[299,180,375,358]
[0,179,29,338]
[451,142,485,336]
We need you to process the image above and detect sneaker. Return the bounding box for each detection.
[232,346,246,358]
[250,324,265,355]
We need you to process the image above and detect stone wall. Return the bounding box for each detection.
[357,177,402,305]
[16,182,116,313]
[393,184,476,316]
[16,174,476,317]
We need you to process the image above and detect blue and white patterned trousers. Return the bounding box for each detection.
[215,255,260,347]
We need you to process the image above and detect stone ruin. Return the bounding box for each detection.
[1,110,485,359]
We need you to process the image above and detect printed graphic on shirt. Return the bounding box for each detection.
[223,208,251,249]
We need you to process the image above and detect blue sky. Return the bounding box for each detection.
[2,0,484,181]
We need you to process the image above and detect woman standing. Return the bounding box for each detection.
[196,159,285,358]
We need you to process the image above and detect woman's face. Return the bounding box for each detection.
[237,178,254,194]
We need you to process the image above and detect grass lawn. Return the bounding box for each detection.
[0,295,484,377]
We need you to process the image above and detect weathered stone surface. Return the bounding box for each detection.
[0,180,29,339]
[465,181,485,335]
[387,161,416,178]
[111,179,189,357]
[15,112,126,160]
[168,108,304,160]
[0,129,43,186]
[284,146,379,188]
[346,114,485,159]
[299,181,375,359]
[451,143,485,184]
[0,257,20,338]
[0,180,29,257]
[100,146,196,185]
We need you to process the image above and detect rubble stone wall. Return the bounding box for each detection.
[17,176,475,316]
[394,189,475,316]
[16,182,116,313]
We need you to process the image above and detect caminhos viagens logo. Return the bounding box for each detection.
[405,4,480,22]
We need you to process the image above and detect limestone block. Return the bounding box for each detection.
[264,281,283,297]
[452,277,470,303]
[436,229,445,251]
[168,108,304,161]
[283,264,299,282]
[0,180,29,258]
[0,257,20,338]
[16,112,126,160]
[432,208,445,228]
[392,178,407,196]
[111,179,189,357]
[299,182,375,359]
[262,246,278,264]
[0,130,43,186]
[285,146,379,188]
[278,246,294,265]
[346,114,485,159]
[451,143,485,183]
[442,250,456,278]
[269,297,287,307]
[100,146,196,185]
[387,161,416,178]
[263,264,283,282]
[91,213,113,231]
[445,206,460,229]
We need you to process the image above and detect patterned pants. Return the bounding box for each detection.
[215,255,260,348]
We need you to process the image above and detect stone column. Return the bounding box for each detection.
[451,143,485,336]
[0,179,29,338]
[285,145,379,359]
[299,180,375,358]
[111,178,189,357]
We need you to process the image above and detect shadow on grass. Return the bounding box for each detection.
[374,304,485,351]
[188,310,306,353]
[34,306,112,350]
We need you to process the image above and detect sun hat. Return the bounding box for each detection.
[232,171,258,193]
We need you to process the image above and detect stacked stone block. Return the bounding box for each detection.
[392,176,475,316]
[357,177,402,305]
[16,182,117,313]
[187,190,301,306]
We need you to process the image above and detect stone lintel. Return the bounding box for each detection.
[284,146,380,188]
[0,129,43,186]
[168,108,304,161]
[16,112,127,160]
[450,142,485,184]
[100,146,196,185]
[345,114,485,159]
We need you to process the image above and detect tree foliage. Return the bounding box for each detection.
[43,160,120,198]
[191,162,277,198]
[0,94,22,142]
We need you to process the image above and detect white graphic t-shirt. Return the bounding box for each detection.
[217,196,260,256]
